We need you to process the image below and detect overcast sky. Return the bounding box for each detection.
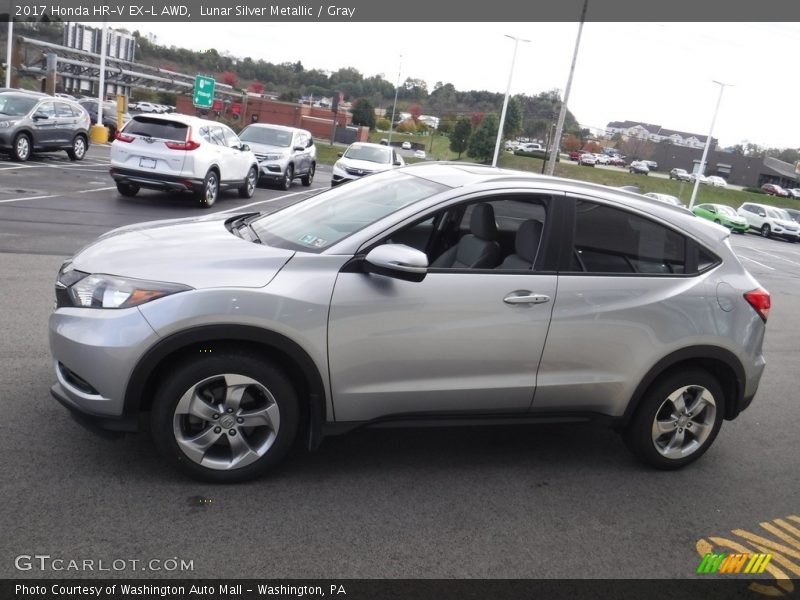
[107,21,800,150]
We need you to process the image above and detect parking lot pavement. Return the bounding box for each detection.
[0,148,797,581]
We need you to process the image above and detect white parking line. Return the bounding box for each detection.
[0,186,115,204]
[737,255,776,271]
[738,246,800,267]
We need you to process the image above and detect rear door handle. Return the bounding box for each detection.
[503,292,551,305]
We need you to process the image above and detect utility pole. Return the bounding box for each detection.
[545,0,589,176]
[688,81,733,209]
[492,34,530,167]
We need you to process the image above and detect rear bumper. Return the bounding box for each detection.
[110,167,202,193]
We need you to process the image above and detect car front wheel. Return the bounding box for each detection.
[150,352,300,482]
[280,165,294,191]
[11,133,31,162]
[624,369,724,470]
[239,166,257,198]
[761,224,771,238]
[301,162,315,186]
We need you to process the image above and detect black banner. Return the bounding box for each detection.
[2,579,797,600]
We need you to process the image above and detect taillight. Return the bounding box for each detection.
[115,131,134,143]
[165,126,200,151]
[744,288,771,322]
[165,140,200,151]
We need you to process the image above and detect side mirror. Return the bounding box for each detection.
[337,152,343,158]
[239,143,250,152]
[364,244,428,282]
[393,160,403,166]
[33,112,49,121]
[294,145,305,152]
[759,211,766,217]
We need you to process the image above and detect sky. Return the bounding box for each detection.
[105,21,800,150]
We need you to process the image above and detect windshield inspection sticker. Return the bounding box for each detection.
[298,234,326,247]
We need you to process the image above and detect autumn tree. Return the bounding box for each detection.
[221,71,238,88]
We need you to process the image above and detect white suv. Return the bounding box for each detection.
[110,114,259,207]
[237,123,316,190]
[331,142,404,186]
[738,202,800,242]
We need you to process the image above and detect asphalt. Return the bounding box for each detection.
[0,146,798,582]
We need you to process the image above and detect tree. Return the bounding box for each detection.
[450,117,472,159]
[503,96,523,139]
[470,112,485,127]
[248,81,265,95]
[221,70,238,88]
[376,118,391,131]
[467,113,500,163]
[351,98,376,130]
[562,134,582,152]
[409,104,423,123]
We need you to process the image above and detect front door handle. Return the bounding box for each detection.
[503,292,551,305]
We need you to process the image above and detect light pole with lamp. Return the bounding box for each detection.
[387,54,402,147]
[492,34,530,167]
[688,80,733,209]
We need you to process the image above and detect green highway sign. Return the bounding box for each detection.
[193,75,216,109]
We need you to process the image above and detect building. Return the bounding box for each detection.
[605,120,715,150]
[62,23,137,96]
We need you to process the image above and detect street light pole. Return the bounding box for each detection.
[492,34,529,168]
[5,13,12,88]
[387,54,402,147]
[545,0,589,176]
[688,80,733,209]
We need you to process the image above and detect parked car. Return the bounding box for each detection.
[594,153,611,165]
[669,168,692,182]
[784,208,800,225]
[579,153,597,166]
[401,141,412,150]
[569,150,586,161]
[629,160,649,175]
[331,142,405,186]
[0,91,91,162]
[237,123,316,190]
[644,192,685,208]
[413,149,427,159]
[49,163,770,482]
[706,176,728,188]
[761,183,790,197]
[787,189,800,199]
[110,113,259,207]
[690,173,708,185]
[130,101,161,113]
[520,143,544,152]
[693,203,748,233]
[609,156,627,167]
[643,160,658,171]
[737,202,800,241]
[78,98,131,140]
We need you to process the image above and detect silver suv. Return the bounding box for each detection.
[49,164,769,482]
[237,123,316,190]
[0,91,91,162]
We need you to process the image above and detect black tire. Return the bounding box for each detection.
[11,133,31,162]
[280,164,294,191]
[196,169,219,208]
[761,224,771,238]
[116,182,139,197]
[623,369,725,470]
[301,162,315,187]
[238,166,257,199]
[150,352,300,483]
[714,219,721,224]
[67,134,87,161]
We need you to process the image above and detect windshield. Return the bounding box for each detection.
[251,170,447,252]
[766,208,785,220]
[343,144,392,164]
[239,126,292,147]
[774,208,792,220]
[716,205,737,216]
[0,94,38,116]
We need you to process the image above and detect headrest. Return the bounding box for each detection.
[470,203,498,241]
[515,220,543,262]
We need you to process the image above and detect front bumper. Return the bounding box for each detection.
[110,167,203,193]
[49,306,159,423]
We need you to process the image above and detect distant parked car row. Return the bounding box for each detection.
[129,101,176,114]
[761,183,800,198]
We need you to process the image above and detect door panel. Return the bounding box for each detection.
[328,271,557,422]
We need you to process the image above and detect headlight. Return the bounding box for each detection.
[0,120,19,129]
[59,268,192,309]
[262,153,286,161]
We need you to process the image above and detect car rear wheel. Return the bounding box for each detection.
[67,135,87,161]
[624,369,724,470]
[116,182,139,197]
[150,352,299,482]
[301,162,315,187]
[11,133,31,162]
[238,166,257,198]
[761,224,771,238]
[196,170,219,208]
